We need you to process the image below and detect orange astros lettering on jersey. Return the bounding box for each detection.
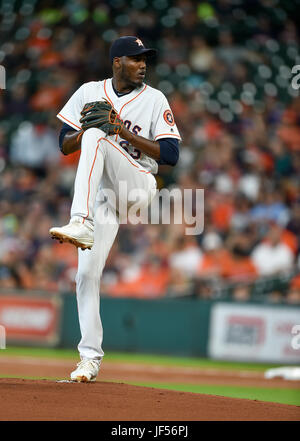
[163,109,175,126]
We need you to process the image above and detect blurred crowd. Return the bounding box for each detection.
[0,0,300,303]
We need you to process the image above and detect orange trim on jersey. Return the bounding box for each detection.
[118,84,147,116]
[154,133,181,140]
[114,84,148,142]
[58,113,81,130]
[103,80,114,106]
[83,140,100,224]
[76,131,83,144]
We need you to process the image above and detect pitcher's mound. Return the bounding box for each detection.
[0,378,299,421]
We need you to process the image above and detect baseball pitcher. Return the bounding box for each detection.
[50,36,181,382]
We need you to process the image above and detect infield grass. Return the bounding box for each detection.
[126,382,300,407]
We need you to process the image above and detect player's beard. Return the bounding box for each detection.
[120,64,143,89]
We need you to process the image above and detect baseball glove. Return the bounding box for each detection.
[79,100,124,135]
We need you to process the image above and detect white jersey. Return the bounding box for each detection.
[57,78,181,174]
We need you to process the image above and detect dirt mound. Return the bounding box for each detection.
[0,378,299,421]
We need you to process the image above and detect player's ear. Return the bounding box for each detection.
[113,57,121,69]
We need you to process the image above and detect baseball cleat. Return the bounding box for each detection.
[49,221,94,250]
[70,358,101,383]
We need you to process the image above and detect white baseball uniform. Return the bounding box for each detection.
[57,78,181,360]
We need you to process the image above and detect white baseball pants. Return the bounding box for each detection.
[71,128,157,360]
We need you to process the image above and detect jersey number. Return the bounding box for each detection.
[120,121,142,160]
[120,141,141,160]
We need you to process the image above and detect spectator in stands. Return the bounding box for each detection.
[286,287,300,304]
[169,235,203,278]
[189,36,216,73]
[221,231,257,282]
[232,284,251,302]
[216,29,248,66]
[251,223,294,276]
[250,189,290,226]
[194,278,215,300]
[106,254,170,299]
[10,119,60,170]
[197,232,225,278]
[268,291,284,303]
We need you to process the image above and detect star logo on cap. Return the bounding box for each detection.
[135,39,144,47]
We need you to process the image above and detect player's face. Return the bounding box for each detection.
[119,54,147,88]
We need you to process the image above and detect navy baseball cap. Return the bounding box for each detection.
[109,36,157,63]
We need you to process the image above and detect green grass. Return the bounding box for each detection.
[127,382,300,407]
[0,346,284,371]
